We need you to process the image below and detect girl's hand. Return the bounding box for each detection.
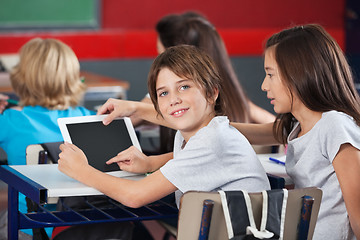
[58,142,91,180]
[0,94,9,113]
[97,98,137,125]
[106,146,152,174]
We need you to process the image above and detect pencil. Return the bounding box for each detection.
[269,157,285,165]
[6,99,19,105]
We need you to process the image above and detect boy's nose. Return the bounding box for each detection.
[170,94,182,106]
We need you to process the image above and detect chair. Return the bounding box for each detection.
[176,187,322,240]
[26,141,62,165]
[25,142,63,239]
[160,174,286,240]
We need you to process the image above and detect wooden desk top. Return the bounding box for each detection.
[0,71,129,93]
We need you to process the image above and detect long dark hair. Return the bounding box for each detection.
[155,12,250,153]
[156,12,250,122]
[266,24,360,144]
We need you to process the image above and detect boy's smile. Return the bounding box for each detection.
[156,68,216,142]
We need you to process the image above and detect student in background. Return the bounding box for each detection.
[133,11,275,154]
[156,12,274,124]
[231,24,360,239]
[0,38,96,239]
[58,45,270,212]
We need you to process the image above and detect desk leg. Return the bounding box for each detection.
[8,186,19,240]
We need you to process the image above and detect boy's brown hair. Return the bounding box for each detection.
[147,44,226,118]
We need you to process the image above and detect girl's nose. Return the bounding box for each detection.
[261,77,268,92]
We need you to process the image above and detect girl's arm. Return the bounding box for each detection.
[230,122,278,145]
[106,146,173,173]
[332,143,360,238]
[97,98,173,128]
[248,101,276,124]
[58,143,176,208]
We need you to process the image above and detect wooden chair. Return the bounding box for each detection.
[26,141,62,165]
[160,174,286,240]
[25,142,63,239]
[176,187,322,240]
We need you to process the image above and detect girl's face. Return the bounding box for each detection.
[156,67,216,141]
[156,37,166,55]
[262,48,293,114]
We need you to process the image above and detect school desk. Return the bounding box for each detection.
[0,71,129,110]
[257,153,292,185]
[0,154,290,239]
[0,165,178,240]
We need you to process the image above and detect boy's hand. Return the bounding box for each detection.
[58,142,91,180]
[106,146,151,174]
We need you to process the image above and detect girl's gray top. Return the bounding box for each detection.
[286,110,359,240]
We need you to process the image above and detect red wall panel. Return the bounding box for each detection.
[102,0,345,29]
[0,0,345,59]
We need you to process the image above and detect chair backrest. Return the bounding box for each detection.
[177,187,322,240]
[26,142,62,165]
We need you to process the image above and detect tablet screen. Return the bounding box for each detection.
[66,119,131,172]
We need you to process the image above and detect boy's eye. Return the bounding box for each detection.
[159,91,168,97]
[180,85,190,90]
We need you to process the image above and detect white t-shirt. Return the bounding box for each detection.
[160,116,270,207]
[286,111,359,240]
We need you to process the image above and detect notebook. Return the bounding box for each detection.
[58,115,142,177]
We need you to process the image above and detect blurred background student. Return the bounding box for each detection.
[0,38,94,239]
[132,11,275,154]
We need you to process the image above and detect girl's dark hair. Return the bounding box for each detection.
[156,12,250,123]
[266,24,360,143]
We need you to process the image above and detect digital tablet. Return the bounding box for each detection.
[58,115,142,176]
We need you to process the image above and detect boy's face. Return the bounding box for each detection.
[156,67,216,141]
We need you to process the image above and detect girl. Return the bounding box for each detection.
[58,45,270,210]
[231,24,360,239]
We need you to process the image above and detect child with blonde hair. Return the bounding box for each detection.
[0,38,94,239]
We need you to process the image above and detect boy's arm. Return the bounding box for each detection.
[333,143,360,239]
[58,143,176,208]
[230,122,278,145]
[106,146,173,173]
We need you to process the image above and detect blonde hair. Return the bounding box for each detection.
[10,38,86,109]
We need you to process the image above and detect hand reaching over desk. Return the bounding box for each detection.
[0,93,9,113]
[97,98,172,128]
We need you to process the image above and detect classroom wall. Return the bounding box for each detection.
[0,0,349,113]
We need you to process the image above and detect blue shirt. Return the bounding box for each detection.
[0,105,95,165]
[0,105,95,220]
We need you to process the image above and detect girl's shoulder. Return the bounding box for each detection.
[321,110,357,127]
[318,110,360,136]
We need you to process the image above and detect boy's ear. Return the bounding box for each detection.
[209,87,219,104]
